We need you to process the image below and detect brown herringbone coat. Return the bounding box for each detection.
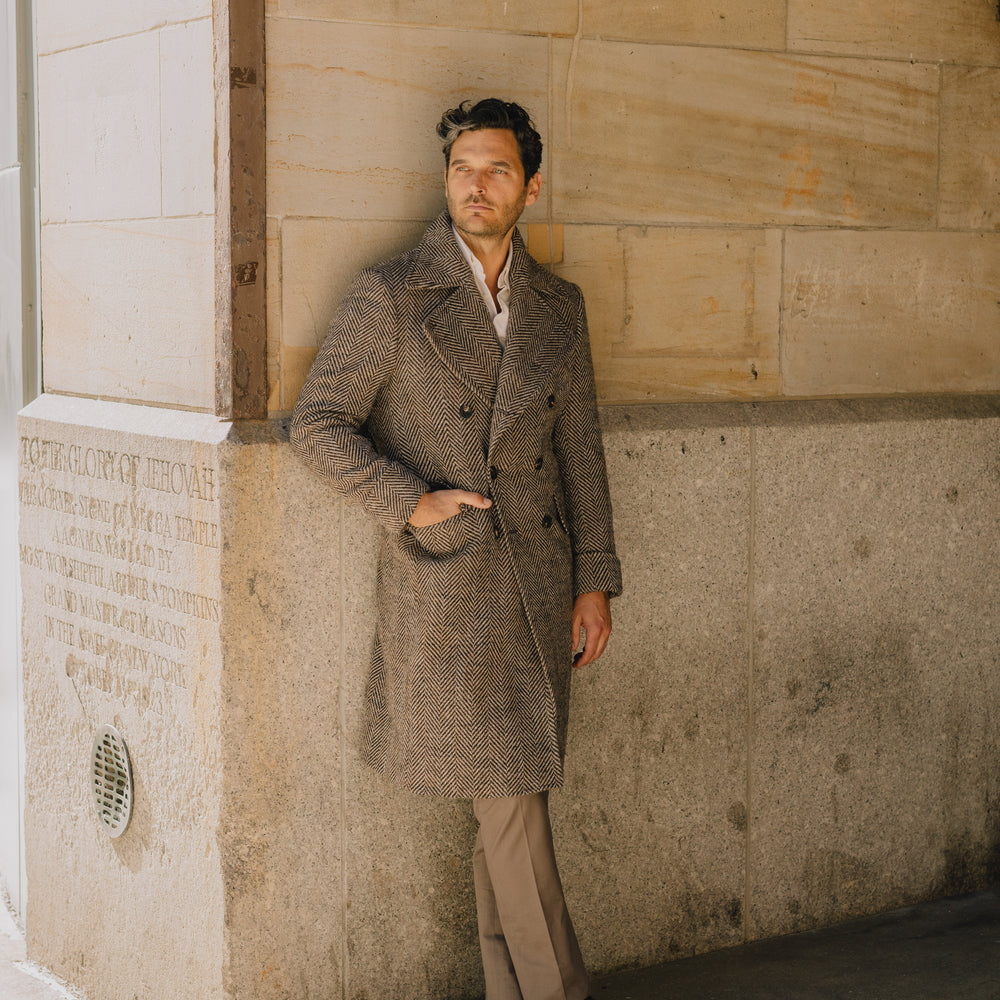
[291,212,622,798]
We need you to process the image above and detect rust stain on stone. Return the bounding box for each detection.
[793,71,835,109]
[781,146,823,209]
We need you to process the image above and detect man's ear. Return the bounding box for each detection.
[525,172,542,207]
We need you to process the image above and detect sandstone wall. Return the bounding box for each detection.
[264,0,1000,409]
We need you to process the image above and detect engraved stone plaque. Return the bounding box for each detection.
[17,396,229,998]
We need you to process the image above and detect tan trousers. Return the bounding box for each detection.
[471,792,590,1000]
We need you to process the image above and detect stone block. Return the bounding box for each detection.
[41,217,216,410]
[748,397,1000,939]
[17,400,348,1000]
[160,18,214,218]
[18,396,229,999]
[278,217,430,408]
[343,751,483,999]
[217,422,345,1000]
[550,41,938,227]
[266,216,282,411]
[523,222,564,264]
[582,0,785,48]
[0,5,15,169]
[266,18,548,221]
[783,231,1000,397]
[38,34,162,223]
[787,0,1000,65]
[36,0,211,55]
[0,168,22,361]
[556,404,751,970]
[939,66,1000,231]
[266,0,576,36]
[552,225,780,403]
[19,393,1000,999]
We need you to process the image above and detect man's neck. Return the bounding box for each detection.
[454,229,513,299]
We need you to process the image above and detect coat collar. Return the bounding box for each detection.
[406,212,576,442]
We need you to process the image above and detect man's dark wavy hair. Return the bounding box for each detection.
[436,98,543,182]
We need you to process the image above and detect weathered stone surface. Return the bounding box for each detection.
[217,422,344,1000]
[38,35,162,223]
[18,395,227,1000]
[787,0,1000,65]
[266,0,576,35]
[0,11,15,168]
[748,397,1000,939]
[582,0,785,48]
[266,215,282,412]
[558,404,750,969]
[18,394,1000,998]
[783,231,1000,397]
[160,18,214,218]
[550,41,938,227]
[940,66,1000,231]
[40,218,215,410]
[553,225,780,403]
[266,18,548,221]
[277,217,429,409]
[35,0,210,55]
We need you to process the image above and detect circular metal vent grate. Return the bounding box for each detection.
[91,725,133,838]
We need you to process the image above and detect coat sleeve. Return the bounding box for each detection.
[290,268,428,532]
[552,292,624,599]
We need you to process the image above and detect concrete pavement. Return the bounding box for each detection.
[0,903,77,999]
[593,889,1000,1000]
[2,888,998,999]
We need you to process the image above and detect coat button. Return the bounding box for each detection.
[490,466,499,480]
[547,394,556,408]
[494,525,503,539]
[534,456,543,470]
[542,514,552,528]
[459,402,474,418]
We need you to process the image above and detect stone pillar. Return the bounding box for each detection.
[15,1,321,997]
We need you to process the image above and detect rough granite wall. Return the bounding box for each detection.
[218,397,1000,997]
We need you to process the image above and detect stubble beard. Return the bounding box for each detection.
[448,192,528,243]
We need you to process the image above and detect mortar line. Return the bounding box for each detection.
[744,410,757,943]
[935,61,943,230]
[339,497,349,1000]
[564,0,583,148]
[546,33,555,265]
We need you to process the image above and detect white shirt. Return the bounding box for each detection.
[452,225,512,345]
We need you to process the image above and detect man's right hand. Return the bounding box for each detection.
[408,490,492,527]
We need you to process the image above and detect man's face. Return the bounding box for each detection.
[444,128,541,242]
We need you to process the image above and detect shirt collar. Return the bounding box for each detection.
[451,224,513,290]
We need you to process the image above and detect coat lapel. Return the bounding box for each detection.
[406,214,502,405]
[490,239,574,449]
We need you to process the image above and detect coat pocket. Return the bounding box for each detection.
[408,506,481,556]
[552,494,570,535]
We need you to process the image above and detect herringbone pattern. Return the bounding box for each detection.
[291,212,622,798]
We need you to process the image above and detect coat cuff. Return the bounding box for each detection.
[574,552,623,599]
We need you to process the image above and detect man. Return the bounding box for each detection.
[291,98,622,1000]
